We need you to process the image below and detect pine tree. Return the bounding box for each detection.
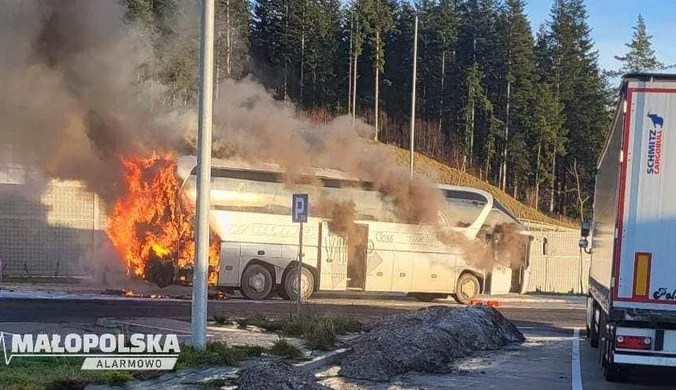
[543,0,610,216]
[215,0,251,87]
[252,0,291,99]
[611,14,666,76]
[499,0,536,196]
[124,0,155,29]
[360,0,394,139]
[532,82,565,210]
[381,2,416,125]
[456,0,500,177]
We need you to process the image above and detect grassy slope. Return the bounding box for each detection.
[388,146,576,228]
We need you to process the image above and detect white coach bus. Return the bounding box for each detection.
[176,156,531,303]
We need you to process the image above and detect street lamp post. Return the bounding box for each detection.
[409,15,418,178]
[192,0,215,350]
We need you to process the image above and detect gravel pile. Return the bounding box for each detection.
[239,360,329,390]
[340,306,525,381]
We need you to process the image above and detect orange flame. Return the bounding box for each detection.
[106,152,220,285]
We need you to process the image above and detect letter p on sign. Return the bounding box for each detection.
[292,194,308,223]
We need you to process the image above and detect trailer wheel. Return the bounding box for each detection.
[283,266,314,301]
[453,273,481,305]
[598,314,627,383]
[240,263,274,300]
[587,298,599,348]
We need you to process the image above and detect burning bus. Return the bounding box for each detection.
[107,154,532,303]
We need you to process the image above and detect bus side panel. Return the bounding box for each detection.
[365,249,394,291]
[391,253,413,292]
[411,253,456,293]
[218,243,241,286]
[615,84,676,308]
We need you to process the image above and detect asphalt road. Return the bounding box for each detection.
[0,295,585,330]
[1,294,675,388]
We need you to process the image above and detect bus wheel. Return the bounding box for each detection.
[277,286,291,300]
[240,263,274,300]
[283,266,315,301]
[453,273,480,305]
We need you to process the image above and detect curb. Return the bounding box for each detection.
[295,347,352,372]
[95,318,191,336]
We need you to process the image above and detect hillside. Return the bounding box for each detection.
[387,146,576,229]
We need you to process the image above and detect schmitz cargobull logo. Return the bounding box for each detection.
[1,332,180,370]
[646,111,665,175]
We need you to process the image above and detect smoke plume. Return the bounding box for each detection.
[0,0,528,273]
[0,0,181,204]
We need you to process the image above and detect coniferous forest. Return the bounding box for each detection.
[123,0,669,220]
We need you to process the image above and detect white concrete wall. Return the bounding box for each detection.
[525,230,591,295]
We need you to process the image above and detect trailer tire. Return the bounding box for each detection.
[598,314,627,383]
[240,263,274,300]
[602,363,625,382]
[587,298,599,348]
[454,273,481,305]
[283,266,314,301]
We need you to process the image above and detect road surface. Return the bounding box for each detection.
[1,292,674,388]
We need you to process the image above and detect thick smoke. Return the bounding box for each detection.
[0,0,181,204]
[0,0,527,273]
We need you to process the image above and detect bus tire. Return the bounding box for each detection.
[240,263,274,300]
[283,266,314,301]
[453,273,480,305]
[277,286,291,300]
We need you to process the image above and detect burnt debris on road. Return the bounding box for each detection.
[340,306,525,382]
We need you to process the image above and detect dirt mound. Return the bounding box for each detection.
[239,360,329,390]
[340,306,525,382]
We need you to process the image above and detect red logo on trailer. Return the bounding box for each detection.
[646,111,664,175]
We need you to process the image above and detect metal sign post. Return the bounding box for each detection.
[292,194,309,315]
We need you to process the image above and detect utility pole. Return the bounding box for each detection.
[192,0,215,350]
[409,15,418,178]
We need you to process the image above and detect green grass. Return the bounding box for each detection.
[234,313,361,350]
[177,342,265,368]
[304,317,336,350]
[269,338,303,359]
[0,356,134,390]
[0,341,293,389]
[213,314,230,325]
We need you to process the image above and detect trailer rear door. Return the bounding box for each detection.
[615,82,676,310]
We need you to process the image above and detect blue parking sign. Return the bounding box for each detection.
[292,194,308,223]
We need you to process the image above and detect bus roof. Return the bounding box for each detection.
[176,155,522,226]
[176,155,363,183]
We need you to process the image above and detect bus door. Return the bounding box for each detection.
[319,222,348,290]
[346,224,369,290]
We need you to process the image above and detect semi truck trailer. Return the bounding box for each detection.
[582,72,676,381]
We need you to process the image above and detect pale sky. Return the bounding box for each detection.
[524,0,676,73]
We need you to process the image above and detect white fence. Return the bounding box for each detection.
[524,230,590,295]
